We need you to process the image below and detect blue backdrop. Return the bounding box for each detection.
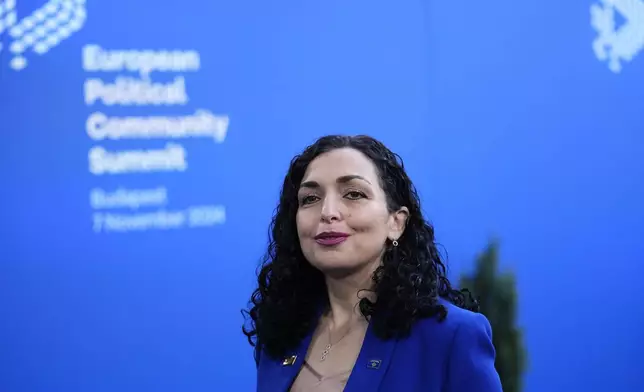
[1,0,642,391]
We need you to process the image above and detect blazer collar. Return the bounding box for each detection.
[275,316,398,392]
[273,321,315,392]
[342,320,397,392]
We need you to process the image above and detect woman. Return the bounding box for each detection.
[242,135,502,392]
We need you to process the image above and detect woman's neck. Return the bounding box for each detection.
[324,269,375,329]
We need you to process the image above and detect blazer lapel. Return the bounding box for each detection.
[267,306,326,392]
[343,321,398,392]
[270,328,314,392]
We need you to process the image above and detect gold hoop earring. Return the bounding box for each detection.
[392,240,399,247]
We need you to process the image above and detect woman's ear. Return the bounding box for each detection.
[388,206,409,241]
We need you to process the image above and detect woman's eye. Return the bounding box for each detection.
[345,191,366,200]
[300,195,319,205]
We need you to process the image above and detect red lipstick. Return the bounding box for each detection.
[314,231,349,246]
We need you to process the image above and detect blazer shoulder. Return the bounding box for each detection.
[431,302,502,391]
[443,300,492,335]
[413,300,490,341]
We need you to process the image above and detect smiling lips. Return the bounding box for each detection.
[314,231,349,246]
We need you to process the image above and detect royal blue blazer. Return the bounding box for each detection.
[256,301,502,392]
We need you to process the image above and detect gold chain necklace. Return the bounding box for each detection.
[320,316,354,362]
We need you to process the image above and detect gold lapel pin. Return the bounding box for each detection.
[367,359,381,369]
[282,355,297,366]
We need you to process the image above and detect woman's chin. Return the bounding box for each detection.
[311,259,374,278]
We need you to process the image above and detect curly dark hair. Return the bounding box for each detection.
[242,135,478,362]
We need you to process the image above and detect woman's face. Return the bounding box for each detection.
[296,147,408,276]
